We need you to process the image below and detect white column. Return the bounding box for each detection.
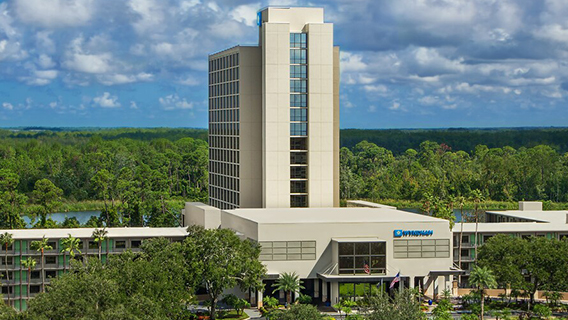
[314,279,320,298]
[330,282,339,305]
[257,290,263,308]
[322,280,328,303]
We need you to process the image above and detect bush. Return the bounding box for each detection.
[345,314,364,320]
[533,304,552,319]
[267,304,323,320]
[263,296,279,309]
[296,293,313,305]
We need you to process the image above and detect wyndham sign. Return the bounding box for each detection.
[393,230,434,237]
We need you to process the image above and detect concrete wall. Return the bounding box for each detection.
[238,46,263,208]
[225,219,453,279]
[333,46,340,207]
[184,202,221,229]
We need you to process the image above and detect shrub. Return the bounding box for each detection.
[296,293,313,304]
[263,296,279,309]
[533,304,552,319]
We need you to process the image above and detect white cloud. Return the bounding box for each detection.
[2,102,13,110]
[363,84,388,93]
[63,36,113,74]
[230,3,260,27]
[367,105,377,113]
[37,54,55,69]
[159,94,193,110]
[129,0,164,35]
[389,102,400,110]
[14,0,94,28]
[93,92,121,108]
[130,101,138,109]
[178,76,199,86]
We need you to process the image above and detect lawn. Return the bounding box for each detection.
[218,310,249,320]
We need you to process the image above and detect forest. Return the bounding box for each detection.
[1,127,568,229]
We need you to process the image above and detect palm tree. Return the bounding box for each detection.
[470,189,485,259]
[60,234,82,272]
[469,265,497,320]
[92,228,108,260]
[21,257,36,303]
[0,232,14,305]
[272,272,305,306]
[30,236,53,293]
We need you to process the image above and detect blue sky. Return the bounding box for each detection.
[0,0,567,129]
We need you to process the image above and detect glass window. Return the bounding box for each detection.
[290,108,307,122]
[290,33,307,48]
[290,80,307,93]
[290,65,307,78]
[339,256,354,269]
[45,256,56,264]
[338,241,386,275]
[88,241,97,249]
[290,49,307,64]
[290,152,308,164]
[45,270,56,278]
[290,94,307,107]
[290,123,307,136]
[131,240,142,248]
[355,242,369,255]
[371,242,386,255]
[290,137,308,150]
[291,195,308,207]
[338,243,354,256]
[290,166,307,179]
[290,180,307,193]
[115,241,126,249]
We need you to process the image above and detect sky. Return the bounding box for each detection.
[0,0,568,129]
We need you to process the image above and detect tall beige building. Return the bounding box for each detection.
[208,7,339,209]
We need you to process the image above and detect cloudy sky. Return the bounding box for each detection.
[0,0,567,128]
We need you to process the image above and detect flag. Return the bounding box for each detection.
[363,260,370,274]
[389,272,400,289]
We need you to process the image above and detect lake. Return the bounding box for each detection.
[23,211,101,228]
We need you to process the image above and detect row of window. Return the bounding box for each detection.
[0,239,142,254]
[210,109,240,123]
[290,108,308,122]
[290,49,307,64]
[393,239,450,259]
[291,195,308,207]
[291,94,307,107]
[209,67,239,85]
[209,81,239,97]
[209,123,239,136]
[259,240,315,261]
[290,123,307,136]
[290,80,307,93]
[290,33,307,48]
[209,165,239,184]
[290,65,307,78]
[209,53,239,72]
[210,96,239,110]
[209,187,239,209]
[291,180,307,194]
[291,166,307,179]
[209,149,240,163]
[209,174,239,192]
[209,136,239,150]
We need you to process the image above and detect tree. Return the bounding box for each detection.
[267,304,323,320]
[91,169,118,227]
[92,228,108,260]
[31,179,62,228]
[0,232,13,306]
[183,225,266,320]
[470,189,484,258]
[0,169,27,229]
[21,256,36,303]
[30,236,53,293]
[272,272,305,306]
[359,288,426,320]
[456,195,466,285]
[469,266,497,320]
[60,234,82,272]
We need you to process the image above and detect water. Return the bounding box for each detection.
[23,211,101,228]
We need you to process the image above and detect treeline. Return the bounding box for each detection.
[341,128,568,154]
[0,130,208,228]
[341,140,568,203]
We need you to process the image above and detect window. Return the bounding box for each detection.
[291,138,307,150]
[290,166,307,179]
[47,241,57,250]
[290,108,307,122]
[45,270,56,278]
[290,123,307,136]
[291,195,308,208]
[259,240,315,261]
[30,285,40,294]
[290,152,308,164]
[290,181,307,194]
[31,271,40,279]
[0,257,13,265]
[290,94,307,107]
[115,241,126,249]
[290,80,307,93]
[131,240,142,248]
[290,65,307,78]
[290,49,307,64]
[338,242,386,275]
[45,256,56,264]
[88,241,97,250]
[290,33,307,48]
[393,239,450,259]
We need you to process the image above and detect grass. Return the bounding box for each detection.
[218,310,249,319]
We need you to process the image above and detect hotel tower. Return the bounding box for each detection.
[208,7,340,209]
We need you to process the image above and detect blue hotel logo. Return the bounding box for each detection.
[257,12,262,26]
[394,229,434,237]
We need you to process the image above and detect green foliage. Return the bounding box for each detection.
[359,288,426,320]
[272,272,305,305]
[263,296,279,309]
[296,293,312,304]
[533,304,552,319]
[183,225,266,319]
[432,299,452,320]
[221,294,250,315]
[267,304,323,320]
[460,314,478,320]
